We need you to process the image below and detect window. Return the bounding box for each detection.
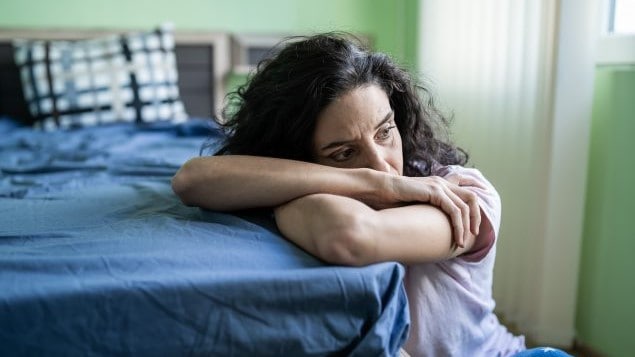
[597,0,635,64]
[607,0,635,34]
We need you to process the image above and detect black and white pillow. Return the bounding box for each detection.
[13,24,187,130]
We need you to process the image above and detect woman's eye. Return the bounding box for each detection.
[376,126,395,140]
[332,148,355,161]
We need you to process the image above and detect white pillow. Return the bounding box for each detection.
[13,24,187,130]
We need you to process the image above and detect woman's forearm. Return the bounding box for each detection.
[172,155,480,247]
[274,193,477,266]
[171,155,387,211]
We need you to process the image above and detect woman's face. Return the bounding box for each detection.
[312,84,403,175]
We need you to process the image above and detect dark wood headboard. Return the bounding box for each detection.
[0,28,230,124]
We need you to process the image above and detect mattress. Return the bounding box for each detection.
[0,118,409,356]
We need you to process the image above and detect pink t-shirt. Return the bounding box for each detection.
[403,165,526,357]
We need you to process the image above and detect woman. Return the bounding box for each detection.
[172,33,566,356]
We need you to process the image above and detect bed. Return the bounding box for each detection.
[0,26,409,356]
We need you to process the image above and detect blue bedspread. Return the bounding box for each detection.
[0,119,409,356]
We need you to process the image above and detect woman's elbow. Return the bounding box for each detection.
[171,161,197,206]
[318,214,375,267]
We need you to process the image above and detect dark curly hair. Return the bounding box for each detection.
[209,33,467,177]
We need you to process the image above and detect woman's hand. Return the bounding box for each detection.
[368,172,483,249]
[442,173,485,247]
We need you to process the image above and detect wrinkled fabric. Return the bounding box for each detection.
[0,119,409,356]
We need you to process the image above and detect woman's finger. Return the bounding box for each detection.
[450,186,481,236]
[443,185,471,247]
[444,173,461,186]
[438,195,464,248]
[444,173,486,190]
[460,176,487,190]
[443,175,482,236]
[427,177,468,248]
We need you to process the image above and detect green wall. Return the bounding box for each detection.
[0,0,418,69]
[576,66,635,356]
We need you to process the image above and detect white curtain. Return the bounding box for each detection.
[418,0,598,346]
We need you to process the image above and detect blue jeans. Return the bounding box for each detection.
[512,347,573,356]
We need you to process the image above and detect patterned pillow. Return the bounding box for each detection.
[13,24,187,130]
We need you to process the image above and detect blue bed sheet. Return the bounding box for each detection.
[0,119,409,356]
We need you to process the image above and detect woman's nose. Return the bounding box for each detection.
[365,146,391,173]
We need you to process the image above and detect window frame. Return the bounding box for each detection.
[597,0,635,65]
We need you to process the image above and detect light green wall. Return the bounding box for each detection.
[576,66,635,356]
[0,0,418,69]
